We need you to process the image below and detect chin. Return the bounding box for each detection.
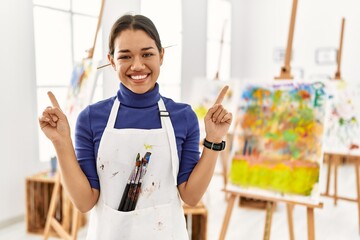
[130,86,152,94]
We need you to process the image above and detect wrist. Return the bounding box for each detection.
[52,137,73,148]
[204,136,223,143]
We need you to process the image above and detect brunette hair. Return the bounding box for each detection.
[108,14,162,56]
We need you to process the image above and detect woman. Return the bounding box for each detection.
[39,14,232,239]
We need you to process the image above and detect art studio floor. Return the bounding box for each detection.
[0,162,359,240]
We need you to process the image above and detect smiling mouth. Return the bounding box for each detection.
[129,74,149,80]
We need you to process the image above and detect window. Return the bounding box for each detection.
[141,0,182,101]
[33,0,103,162]
[207,0,232,80]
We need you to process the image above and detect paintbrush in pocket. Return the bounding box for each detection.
[118,153,140,211]
[130,152,151,211]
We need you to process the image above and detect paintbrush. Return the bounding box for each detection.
[118,153,140,211]
[123,154,144,211]
[130,152,151,211]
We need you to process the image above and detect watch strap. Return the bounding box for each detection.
[203,138,226,151]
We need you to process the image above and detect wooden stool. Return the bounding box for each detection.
[43,172,81,240]
[183,201,208,240]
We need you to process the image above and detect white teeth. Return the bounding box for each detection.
[131,75,147,80]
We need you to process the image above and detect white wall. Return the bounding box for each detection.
[0,0,47,225]
[181,0,208,103]
[230,0,360,82]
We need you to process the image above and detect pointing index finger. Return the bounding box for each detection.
[214,85,229,105]
[47,91,61,108]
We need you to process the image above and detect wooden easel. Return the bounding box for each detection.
[321,153,360,232]
[321,17,360,233]
[42,1,105,239]
[220,0,324,239]
[214,20,227,80]
[208,18,232,190]
[274,0,298,80]
[321,18,347,203]
[334,18,345,80]
[219,190,323,240]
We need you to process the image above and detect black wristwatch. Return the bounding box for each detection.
[203,138,226,151]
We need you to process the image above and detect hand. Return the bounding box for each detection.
[204,86,233,143]
[38,92,71,143]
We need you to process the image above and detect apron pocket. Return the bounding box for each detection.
[99,202,175,240]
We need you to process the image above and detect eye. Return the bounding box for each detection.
[118,55,131,60]
[143,53,154,58]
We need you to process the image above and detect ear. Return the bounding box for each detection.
[159,48,165,66]
[107,53,116,70]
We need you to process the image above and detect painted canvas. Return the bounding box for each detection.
[189,78,240,138]
[228,80,327,204]
[323,80,360,155]
[65,58,99,127]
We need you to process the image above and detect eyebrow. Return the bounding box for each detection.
[118,46,155,53]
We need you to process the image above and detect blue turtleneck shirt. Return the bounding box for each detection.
[75,83,200,190]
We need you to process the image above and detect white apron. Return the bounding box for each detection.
[86,98,188,240]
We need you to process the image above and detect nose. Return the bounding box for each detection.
[130,57,145,71]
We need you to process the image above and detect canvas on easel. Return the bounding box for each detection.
[320,18,360,234]
[220,1,326,239]
[323,80,360,155]
[228,79,328,205]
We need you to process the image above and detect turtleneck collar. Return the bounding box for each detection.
[116,83,161,108]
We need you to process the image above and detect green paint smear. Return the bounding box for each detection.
[229,159,319,196]
[339,118,345,126]
[298,108,314,122]
[283,130,298,142]
[265,132,280,140]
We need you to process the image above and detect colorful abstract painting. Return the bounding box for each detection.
[228,80,327,204]
[323,80,360,155]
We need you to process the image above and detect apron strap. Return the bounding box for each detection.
[106,97,120,128]
[158,98,179,186]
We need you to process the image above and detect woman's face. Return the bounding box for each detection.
[109,29,164,94]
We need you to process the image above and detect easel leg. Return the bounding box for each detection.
[219,194,236,240]
[286,204,295,240]
[263,201,275,240]
[220,133,233,200]
[334,156,339,206]
[354,158,360,234]
[307,207,315,240]
[325,154,332,195]
[220,149,228,190]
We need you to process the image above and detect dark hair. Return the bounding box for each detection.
[108,14,162,56]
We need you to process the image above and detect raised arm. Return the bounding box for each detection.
[178,86,232,206]
[39,91,99,212]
